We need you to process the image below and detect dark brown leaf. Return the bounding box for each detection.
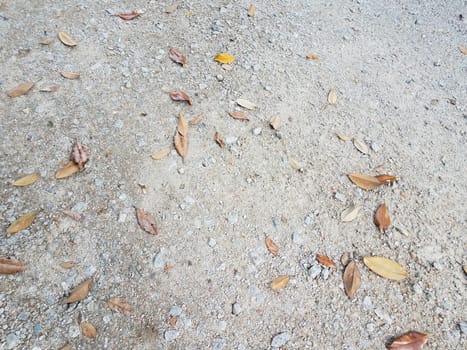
[63,278,92,304]
[316,254,337,268]
[387,331,429,350]
[174,114,189,157]
[136,208,158,235]
[169,48,186,65]
[374,203,390,233]
[215,132,225,148]
[0,258,27,274]
[116,12,140,20]
[343,260,361,298]
[70,142,89,169]
[170,91,192,105]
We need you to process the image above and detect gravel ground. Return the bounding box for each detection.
[1,0,466,349]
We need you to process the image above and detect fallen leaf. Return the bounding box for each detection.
[214,132,225,148]
[6,211,37,234]
[169,48,186,65]
[306,54,320,60]
[374,164,385,172]
[164,262,174,272]
[12,173,40,187]
[387,331,429,350]
[40,38,53,45]
[116,11,140,20]
[341,205,360,222]
[374,203,390,233]
[316,254,336,268]
[228,111,249,121]
[169,91,192,105]
[353,138,368,154]
[0,258,27,274]
[58,31,78,47]
[270,275,290,290]
[363,256,408,281]
[55,161,80,179]
[265,236,279,256]
[248,3,255,17]
[430,99,439,105]
[151,148,171,160]
[166,3,179,14]
[7,82,34,97]
[236,98,256,110]
[463,265,467,274]
[348,173,382,190]
[190,115,203,125]
[459,47,467,55]
[60,261,77,269]
[168,315,178,326]
[136,208,158,235]
[63,277,93,304]
[80,322,97,338]
[71,142,89,169]
[336,133,352,141]
[39,85,60,92]
[174,114,189,158]
[343,260,361,298]
[61,71,80,80]
[289,158,303,171]
[214,53,235,64]
[138,183,147,194]
[375,174,397,184]
[58,343,72,350]
[63,209,81,221]
[108,297,132,316]
[269,115,281,130]
[327,88,337,104]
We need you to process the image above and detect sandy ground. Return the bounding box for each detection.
[1,0,466,349]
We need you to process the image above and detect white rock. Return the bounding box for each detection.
[271,332,290,347]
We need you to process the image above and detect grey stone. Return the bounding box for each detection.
[271,332,290,347]
[458,321,467,335]
[252,127,262,135]
[164,329,179,341]
[169,305,182,317]
[334,192,347,203]
[225,136,238,145]
[227,215,238,225]
[292,232,302,244]
[232,302,242,315]
[308,264,322,279]
[208,238,217,248]
[363,296,372,311]
[320,268,330,280]
[216,74,224,81]
[113,119,124,129]
[17,311,30,321]
[6,333,19,349]
[213,338,225,350]
[69,324,81,338]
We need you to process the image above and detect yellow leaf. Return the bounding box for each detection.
[6,211,37,234]
[348,173,382,190]
[214,53,235,64]
[151,148,171,160]
[7,82,34,97]
[363,256,408,281]
[12,173,40,186]
[327,88,337,104]
[58,31,78,47]
[270,275,290,290]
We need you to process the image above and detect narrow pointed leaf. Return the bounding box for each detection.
[58,31,78,46]
[214,53,235,64]
[316,254,336,268]
[343,260,361,298]
[336,133,352,141]
[374,203,390,233]
[306,54,319,60]
[270,275,289,290]
[61,71,80,80]
[236,98,256,110]
[341,205,360,222]
[0,258,27,274]
[375,174,397,184]
[248,3,255,17]
[40,38,53,45]
[228,111,249,121]
[387,331,429,350]
[6,211,37,234]
[12,173,40,186]
[348,173,382,190]
[459,47,467,55]
[7,82,34,97]
[63,278,92,304]
[265,236,279,256]
[169,48,186,65]
[214,132,225,148]
[136,208,158,235]
[40,85,60,92]
[353,138,368,154]
[190,115,203,125]
[363,256,408,281]
[174,114,189,157]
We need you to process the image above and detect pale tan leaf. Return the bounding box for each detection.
[12,173,40,186]
[60,261,77,269]
[39,85,60,92]
[387,330,429,350]
[108,297,132,316]
[375,174,397,184]
[459,47,467,55]
[58,31,78,46]
[80,322,97,338]
[40,38,54,45]
[174,114,189,157]
[151,148,171,160]
[228,111,250,121]
[374,203,390,233]
[63,278,93,303]
[7,82,34,97]
[289,158,303,171]
[58,343,72,350]
[265,236,279,256]
[363,256,408,281]
[166,3,179,14]
[190,115,203,125]
[0,258,27,274]
[55,161,80,179]
[348,173,381,190]
[270,275,290,290]
[236,98,256,110]
[327,88,337,104]
[136,208,158,235]
[343,260,361,298]
[169,91,192,105]
[61,71,80,80]
[341,205,360,222]
[336,133,352,141]
[6,211,37,234]
[248,3,255,17]
[316,254,336,268]
[353,138,368,154]
[214,132,225,148]
[463,265,467,274]
[62,210,81,221]
[214,53,235,64]
[306,53,319,60]
[269,115,281,130]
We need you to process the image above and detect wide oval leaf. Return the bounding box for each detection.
[343,260,361,298]
[387,330,428,350]
[348,173,381,190]
[270,275,290,290]
[363,256,407,281]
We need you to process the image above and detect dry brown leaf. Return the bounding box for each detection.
[71,142,89,169]
[108,297,132,316]
[316,254,337,268]
[166,3,179,14]
[265,236,279,256]
[214,132,225,148]
[236,98,256,110]
[6,211,37,235]
[270,275,289,290]
[341,205,360,222]
[306,54,319,60]
[459,47,467,55]
[228,111,249,121]
[387,331,429,350]
[190,115,203,125]
[0,258,27,274]
[170,91,192,105]
[58,343,72,350]
[40,38,53,45]
[463,265,467,274]
[151,148,171,160]
[7,81,34,97]
[214,53,235,64]
[40,85,61,92]
[63,277,93,304]
[136,208,158,235]
[343,260,361,298]
[168,315,178,327]
[174,114,189,157]
[269,115,281,130]
[55,161,80,179]
[116,12,140,20]
[248,3,255,17]
[327,88,337,104]
[80,322,97,338]
[61,71,80,80]
[12,173,40,186]
[60,261,77,269]
[348,173,382,190]
[374,203,390,233]
[169,48,186,65]
[375,174,397,184]
[58,31,78,46]
[336,133,352,141]
[353,138,368,154]
[363,256,408,281]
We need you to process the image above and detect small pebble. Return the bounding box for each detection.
[213,338,225,350]
[17,311,30,321]
[208,238,217,248]
[177,168,185,175]
[320,268,330,280]
[363,296,372,310]
[33,323,42,334]
[272,217,280,227]
[5,333,19,349]
[69,324,81,338]
[113,119,124,129]
[252,127,262,136]
[271,332,290,347]
[370,142,380,152]
[334,193,347,203]
[232,302,242,315]
[216,74,224,81]
[164,329,179,341]
[225,136,238,145]
[292,232,302,244]
[308,264,322,279]
[274,131,283,139]
[227,215,238,225]
[169,305,182,317]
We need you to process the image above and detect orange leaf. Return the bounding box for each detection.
[174,114,189,157]
[169,48,186,65]
[348,173,382,190]
[116,12,140,20]
[0,258,27,274]
[306,54,319,60]
[214,132,225,148]
[343,261,361,298]
[136,208,158,235]
[374,203,390,233]
[63,278,92,304]
[265,236,279,256]
[12,173,40,186]
[7,82,34,97]
[270,275,289,290]
[375,174,397,184]
[214,53,235,64]
[387,331,429,350]
[169,91,192,105]
[316,254,336,268]
[228,111,249,121]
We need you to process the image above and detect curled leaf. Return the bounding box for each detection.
[169,48,186,65]
[116,12,140,20]
[63,277,93,304]
[108,297,132,316]
[265,236,279,256]
[55,161,80,179]
[174,114,189,158]
[348,173,381,190]
[341,205,360,222]
[269,115,281,130]
[12,173,40,187]
[214,132,225,148]
[363,256,408,281]
[61,71,80,80]
[306,54,319,60]
[6,211,37,234]
[270,275,289,290]
[0,258,27,274]
[316,254,336,268]
[151,148,171,160]
[327,88,337,104]
[58,31,78,47]
[387,331,429,350]
[7,82,34,97]
[80,322,97,338]
[343,260,361,298]
[374,203,390,233]
[136,208,158,235]
[71,142,89,169]
[169,91,192,105]
[353,138,368,154]
[236,98,256,110]
[214,53,235,64]
[375,174,397,184]
[228,111,249,121]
